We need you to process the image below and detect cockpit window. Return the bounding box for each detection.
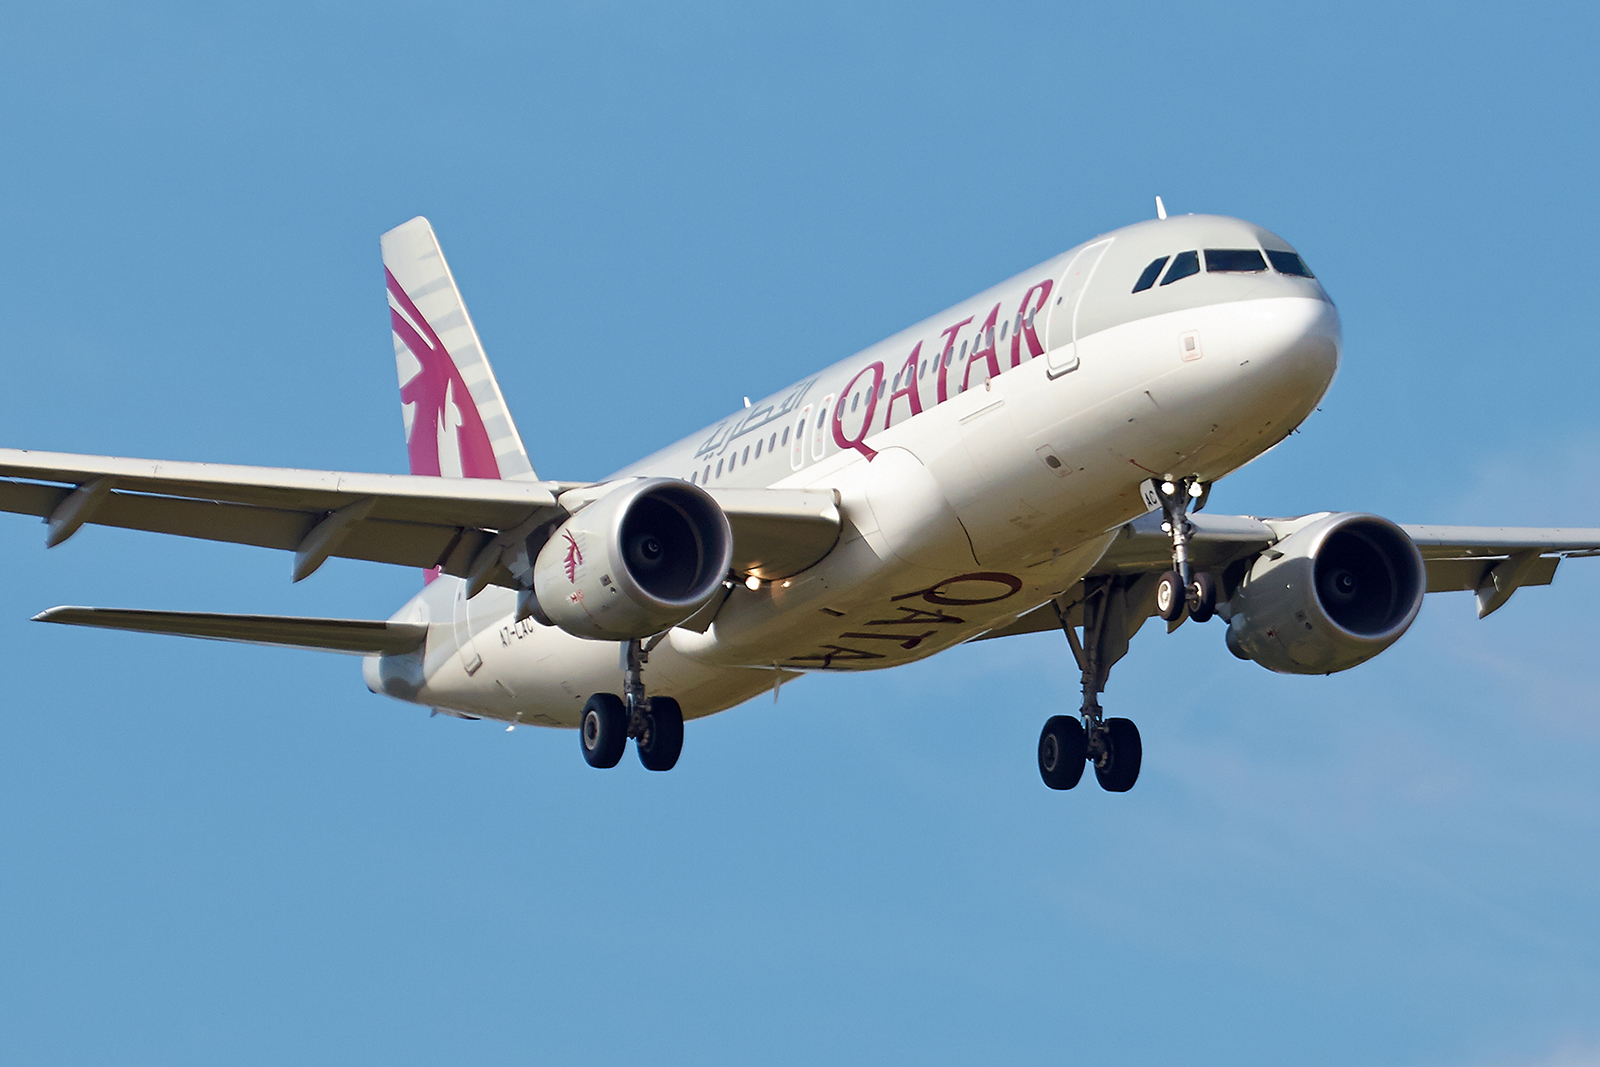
[1132,256,1168,293]
[1160,250,1199,285]
[1205,249,1267,273]
[1266,249,1315,277]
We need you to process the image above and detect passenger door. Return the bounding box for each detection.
[1044,239,1113,377]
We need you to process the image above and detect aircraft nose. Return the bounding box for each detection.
[1234,295,1341,409]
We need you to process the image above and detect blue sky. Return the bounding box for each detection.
[2,2,1599,1063]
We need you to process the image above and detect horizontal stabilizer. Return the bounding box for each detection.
[34,607,428,656]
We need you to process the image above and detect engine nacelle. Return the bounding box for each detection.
[532,478,733,641]
[1225,513,1425,675]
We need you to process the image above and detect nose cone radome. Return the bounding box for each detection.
[1237,295,1341,421]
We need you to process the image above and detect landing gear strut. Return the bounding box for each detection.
[1042,576,1145,792]
[1150,476,1216,624]
[581,635,684,771]
[1035,476,1210,794]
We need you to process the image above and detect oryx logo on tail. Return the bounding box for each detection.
[386,268,502,482]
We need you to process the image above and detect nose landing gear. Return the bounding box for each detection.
[1151,476,1217,624]
[580,635,684,771]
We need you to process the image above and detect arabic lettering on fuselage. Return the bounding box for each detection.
[693,376,820,462]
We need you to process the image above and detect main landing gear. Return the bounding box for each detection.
[1042,576,1145,792]
[1038,477,1211,794]
[580,636,684,772]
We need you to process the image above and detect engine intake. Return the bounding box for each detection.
[532,479,733,641]
[1225,513,1425,674]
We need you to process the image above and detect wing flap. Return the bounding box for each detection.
[34,606,429,655]
[707,487,841,579]
[1424,555,1559,593]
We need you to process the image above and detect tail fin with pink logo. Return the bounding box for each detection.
[381,217,536,482]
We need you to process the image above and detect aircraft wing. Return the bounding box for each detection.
[979,511,1600,642]
[0,447,577,586]
[0,449,841,588]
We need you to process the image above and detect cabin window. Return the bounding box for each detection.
[920,360,927,377]
[771,432,779,451]
[850,393,859,412]
[716,459,723,477]
[690,472,697,484]
[877,381,886,400]
[1000,320,1008,340]
[817,409,826,428]
[1132,256,1168,292]
[1160,250,1200,285]
[755,439,763,458]
[742,446,750,464]
[959,340,968,359]
[728,452,736,471]
[1204,249,1267,273]
[1266,250,1315,277]
[703,465,710,481]
[781,427,789,446]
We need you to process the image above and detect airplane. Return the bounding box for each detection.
[7,207,1599,793]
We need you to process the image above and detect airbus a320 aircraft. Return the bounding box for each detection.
[8,209,1597,792]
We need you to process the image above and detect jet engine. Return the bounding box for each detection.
[531,478,734,641]
[1224,513,1425,675]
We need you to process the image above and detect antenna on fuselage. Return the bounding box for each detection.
[1155,196,1168,220]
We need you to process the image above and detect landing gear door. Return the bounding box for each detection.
[1045,239,1113,378]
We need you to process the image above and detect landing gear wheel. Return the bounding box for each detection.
[1094,717,1142,792]
[580,693,627,768]
[1038,715,1087,790]
[1156,570,1185,622]
[636,696,684,771]
[1187,572,1218,623]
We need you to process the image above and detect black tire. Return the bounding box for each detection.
[580,693,627,768]
[1156,570,1185,622]
[637,696,684,772]
[1038,715,1087,790]
[1094,717,1142,793]
[1188,572,1218,623]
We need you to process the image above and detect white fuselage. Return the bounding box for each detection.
[364,214,1342,727]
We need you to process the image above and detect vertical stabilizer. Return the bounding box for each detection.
[381,217,536,480]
